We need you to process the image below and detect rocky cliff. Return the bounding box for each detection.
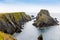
[0,12,31,34]
[33,9,59,28]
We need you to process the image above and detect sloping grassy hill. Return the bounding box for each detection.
[0,31,16,40]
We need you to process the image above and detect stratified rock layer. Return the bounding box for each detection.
[0,12,31,34]
[33,9,58,27]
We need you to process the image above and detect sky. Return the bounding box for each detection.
[0,0,60,13]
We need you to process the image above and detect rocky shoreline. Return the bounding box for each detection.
[0,9,59,40]
[0,12,31,35]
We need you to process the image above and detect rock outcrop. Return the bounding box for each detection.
[0,12,31,34]
[38,34,43,40]
[31,15,35,20]
[0,31,16,40]
[33,9,59,27]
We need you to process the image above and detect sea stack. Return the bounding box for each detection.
[38,34,43,40]
[33,9,59,28]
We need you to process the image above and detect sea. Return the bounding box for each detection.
[13,13,60,40]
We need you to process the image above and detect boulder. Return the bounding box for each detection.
[33,9,59,27]
[0,12,31,34]
[38,34,43,40]
[31,15,36,20]
[31,15,34,17]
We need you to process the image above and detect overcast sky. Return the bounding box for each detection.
[0,0,60,13]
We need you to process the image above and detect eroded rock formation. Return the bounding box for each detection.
[33,9,59,27]
[0,12,31,34]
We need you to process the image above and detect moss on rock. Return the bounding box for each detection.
[0,12,31,34]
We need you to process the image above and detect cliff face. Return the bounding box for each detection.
[0,31,16,40]
[33,9,59,28]
[0,12,31,34]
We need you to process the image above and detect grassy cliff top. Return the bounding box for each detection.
[0,12,30,22]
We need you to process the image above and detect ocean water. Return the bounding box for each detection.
[13,13,60,40]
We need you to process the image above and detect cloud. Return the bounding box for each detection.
[0,0,60,14]
[0,3,60,14]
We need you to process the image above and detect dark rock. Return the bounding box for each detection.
[31,15,36,20]
[0,12,31,35]
[31,15,34,17]
[33,9,59,28]
[38,34,43,40]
